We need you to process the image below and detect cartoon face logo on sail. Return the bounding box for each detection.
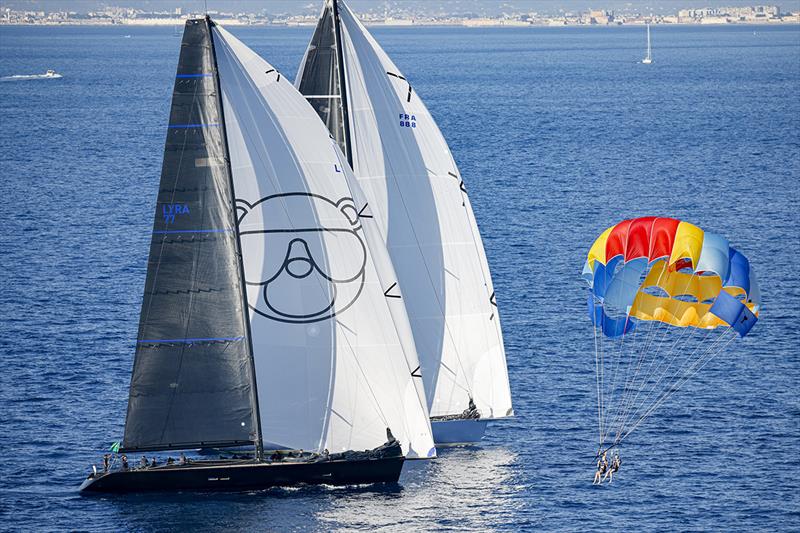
[236,193,367,324]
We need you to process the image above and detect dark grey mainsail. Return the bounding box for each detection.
[122,18,258,453]
[296,0,351,163]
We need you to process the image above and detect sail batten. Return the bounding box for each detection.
[298,1,513,420]
[122,18,258,452]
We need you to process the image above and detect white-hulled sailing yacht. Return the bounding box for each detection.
[296,0,513,445]
[80,16,434,493]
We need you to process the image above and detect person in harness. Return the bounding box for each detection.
[593,451,608,485]
[604,452,621,483]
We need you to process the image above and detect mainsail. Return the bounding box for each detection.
[124,18,435,460]
[123,18,257,452]
[297,1,513,420]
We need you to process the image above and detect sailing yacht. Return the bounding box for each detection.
[642,23,653,64]
[297,0,513,445]
[80,16,434,493]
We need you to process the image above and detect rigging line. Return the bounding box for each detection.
[618,325,719,439]
[613,322,697,441]
[602,319,644,444]
[610,262,703,434]
[617,326,694,436]
[617,302,714,436]
[608,302,656,441]
[598,306,607,446]
[620,330,736,442]
[593,321,603,446]
[606,318,667,443]
[602,258,648,423]
[628,312,709,415]
[633,330,737,435]
[603,320,654,444]
[599,306,637,443]
[602,306,658,441]
[610,258,675,418]
[620,324,721,436]
[612,320,687,439]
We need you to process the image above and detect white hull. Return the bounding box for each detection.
[431,419,488,446]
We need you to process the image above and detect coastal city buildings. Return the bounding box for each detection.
[1,4,798,26]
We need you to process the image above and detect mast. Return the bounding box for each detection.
[646,23,651,61]
[331,0,354,167]
[207,15,264,461]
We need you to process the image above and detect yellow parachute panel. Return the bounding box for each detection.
[669,221,704,268]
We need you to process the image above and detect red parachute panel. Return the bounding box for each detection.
[649,218,680,261]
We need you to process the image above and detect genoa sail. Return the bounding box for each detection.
[297,0,513,421]
[122,18,258,453]
[211,24,435,459]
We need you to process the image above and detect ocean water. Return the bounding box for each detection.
[1,23,799,531]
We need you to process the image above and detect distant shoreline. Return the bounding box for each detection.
[1,20,799,28]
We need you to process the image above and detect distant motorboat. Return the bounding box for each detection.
[44,69,62,78]
[642,23,653,64]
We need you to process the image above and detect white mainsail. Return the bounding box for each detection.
[212,25,435,458]
[297,1,513,420]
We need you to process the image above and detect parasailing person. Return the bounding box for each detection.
[593,451,608,485]
[603,452,621,483]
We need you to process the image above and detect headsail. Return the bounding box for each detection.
[211,24,435,458]
[122,18,258,453]
[297,1,513,420]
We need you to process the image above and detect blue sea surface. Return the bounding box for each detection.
[1,23,799,531]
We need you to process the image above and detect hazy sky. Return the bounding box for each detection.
[4,0,798,16]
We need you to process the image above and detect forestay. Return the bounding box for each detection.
[297,1,513,420]
[212,25,435,458]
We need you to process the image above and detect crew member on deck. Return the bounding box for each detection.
[121,454,129,471]
[102,454,110,473]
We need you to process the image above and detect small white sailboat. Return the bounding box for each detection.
[80,16,434,493]
[642,23,653,64]
[297,0,514,445]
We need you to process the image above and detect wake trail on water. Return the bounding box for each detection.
[1,73,63,81]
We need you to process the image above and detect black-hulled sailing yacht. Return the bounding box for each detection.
[297,1,513,445]
[80,17,434,493]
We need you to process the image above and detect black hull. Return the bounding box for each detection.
[79,456,404,493]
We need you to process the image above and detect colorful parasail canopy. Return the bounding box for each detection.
[582,217,760,338]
